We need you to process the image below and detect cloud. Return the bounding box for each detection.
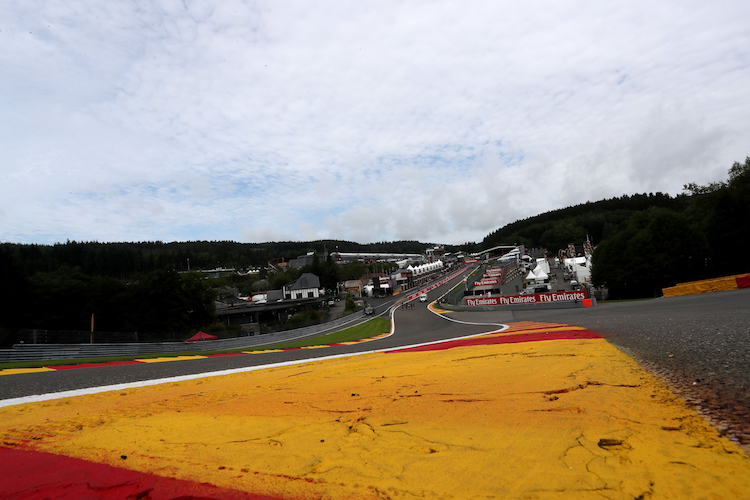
[1,0,749,245]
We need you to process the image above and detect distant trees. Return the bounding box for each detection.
[320,254,340,291]
[0,238,443,336]
[591,208,706,298]
[288,309,321,324]
[24,269,128,332]
[338,261,369,281]
[1,267,216,338]
[482,192,684,251]
[480,157,749,299]
[268,268,302,290]
[591,157,748,298]
[539,221,587,253]
[0,239,432,283]
[701,157,750,277]
[129,269,216,334]
[251,279,269,293]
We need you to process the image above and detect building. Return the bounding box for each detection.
[343,279,365,297]
[331,251,423,264]
[283,273,322,300]
[216,273,324,328]
[362,273,394,297]
[425,246,446,262]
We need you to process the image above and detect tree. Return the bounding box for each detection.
[345,295,357,311]
[339,261,368,281]
[592,208,706,298]
[684,156,750,277]
[269,269,301,290]
[252,279,269,292]
[539,221,587,253]
[320,254,340,291]
[0,245,29,329]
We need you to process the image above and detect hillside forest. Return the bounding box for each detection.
[0,240,415,343]
[1,157,748,341]
[483,157,750,298]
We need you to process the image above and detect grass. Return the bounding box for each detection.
[240,317,391,351]
[0,317,392,370]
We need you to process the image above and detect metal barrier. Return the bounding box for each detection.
[0,311,367,363]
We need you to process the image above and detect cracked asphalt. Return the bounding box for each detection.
[511,288,750,453]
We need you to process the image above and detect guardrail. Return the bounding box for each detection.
[0,311,367,363]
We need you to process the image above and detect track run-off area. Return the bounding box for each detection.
[2,267,749,499]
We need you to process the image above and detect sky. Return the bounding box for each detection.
[2,1,749,246]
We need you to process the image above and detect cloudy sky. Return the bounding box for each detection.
[2,1,749,246]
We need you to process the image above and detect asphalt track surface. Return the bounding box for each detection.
[4,316,749,498]
[3,268,750,499]
[1,270,748,451]
[0,267,488,401]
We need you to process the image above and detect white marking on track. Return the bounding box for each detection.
[0,267,508,409]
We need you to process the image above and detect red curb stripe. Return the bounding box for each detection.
[0,446,283,500]
[386,329,601,353]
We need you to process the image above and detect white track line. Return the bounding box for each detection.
[0,325,500,409]
[0,269,508,409]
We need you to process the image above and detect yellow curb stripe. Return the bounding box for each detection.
[135,356,207,363]
[4,323,748,499]
[427,302,451,313]
[0,367,57,376]
[663,273,749,297]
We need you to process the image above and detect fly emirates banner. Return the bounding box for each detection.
[466,290,588,306]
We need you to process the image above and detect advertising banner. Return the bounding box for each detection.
[485,269,504,277]
[474,278,499,286]
[466,290,588,307]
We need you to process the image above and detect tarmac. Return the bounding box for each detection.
[2,320,749,499]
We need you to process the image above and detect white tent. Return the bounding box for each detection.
[565,256,591,284]
[535,258,550,274]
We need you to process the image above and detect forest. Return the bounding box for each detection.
[0,240,417,345]
[0,239,431,280]
[483,157,750,298]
